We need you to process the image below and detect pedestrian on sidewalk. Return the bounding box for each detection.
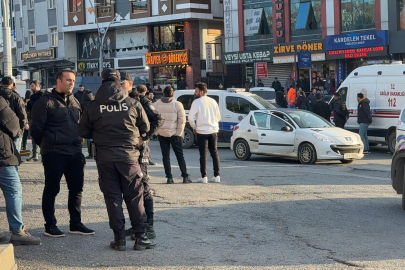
[74,84,94,159]
[189,82,221,184]
[357,92,372,154]
[154,85,191,184]
[332,92,348,129]
[79,68,154,251]
[0,77,28,152]
[0,95,41,245]
[25,81,43,162]
[120,71,164,240]
[31,70,94,238]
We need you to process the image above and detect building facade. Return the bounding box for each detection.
[223,0,391,91]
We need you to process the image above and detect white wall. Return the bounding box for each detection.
[381,0,388,30]
[211,0,223,18]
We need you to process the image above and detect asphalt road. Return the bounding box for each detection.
[0,141,402,270]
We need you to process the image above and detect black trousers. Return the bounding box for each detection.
[140,144,153,226]
[158,135,188,178]
[197,133,220,178]
[335,121,345,129]
[97,161,147,233]
[42,152,85,228]
[22,129,29,150]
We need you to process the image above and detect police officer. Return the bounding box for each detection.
[120,72,164,240]
[79,69,154,251]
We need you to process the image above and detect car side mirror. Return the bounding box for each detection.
[281,126,292,132]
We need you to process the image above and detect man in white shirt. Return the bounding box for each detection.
[188,82,221,183]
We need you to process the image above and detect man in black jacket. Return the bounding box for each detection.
[74,84,94,159]
[332,92,348,128]
[0,95,41,245]
[271,77,282,92]
[120,72,164,240]
[31,69,94,238]
[357,93,372,154]
[312,93,331,121]
[0,77,28,152]
[79,68,154,251]
[25,80,43,161]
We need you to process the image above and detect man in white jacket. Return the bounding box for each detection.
[154,86,192,184]
[188,82,221,183]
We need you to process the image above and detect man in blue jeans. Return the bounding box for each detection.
[357,93,372,154]
[0,95,40,245]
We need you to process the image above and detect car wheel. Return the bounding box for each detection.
[298,143,317,165]
[388,132,396,155]
[340,159,354,164]
[234,139,251,161]
[182,128,194,149]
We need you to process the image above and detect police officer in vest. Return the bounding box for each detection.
[120,72,164,240]
[79,69,155,251]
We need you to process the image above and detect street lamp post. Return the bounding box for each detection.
[1,0,12,76]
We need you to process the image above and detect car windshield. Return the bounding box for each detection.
[286,111,333,128]
[250,91,276,100]
[247,95,276,109]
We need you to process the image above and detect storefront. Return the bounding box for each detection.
[325,30,389,82]
[145,50,189,90]
[20,48,74,89]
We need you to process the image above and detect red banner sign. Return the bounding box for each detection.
[326,46,387,60]
[256,62,268,79]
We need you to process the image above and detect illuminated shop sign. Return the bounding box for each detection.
[326,46,388,60]
[145,50,189,66]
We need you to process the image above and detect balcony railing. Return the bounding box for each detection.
[149,42,185,52]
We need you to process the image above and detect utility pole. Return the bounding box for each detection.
[2,0,12,76]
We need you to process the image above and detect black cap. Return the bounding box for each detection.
[101,68,120,81]
[120,71,132,83]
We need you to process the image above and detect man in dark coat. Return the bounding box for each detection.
[26,80,43,161]
[0,77,28,152]
[312,93,331,121]
[332,92,348,129]
[0,95,41,245]
[257,79,264,87]
[276,90,287,108]
[79,68,154,251]
[306,89,317,112]
[74,84,94,158]
[177,77,187,90]
[272,77,282,92]
[31,69,94,238]
[357,92,372,154]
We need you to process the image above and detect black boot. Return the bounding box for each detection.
[134,233,156,250]
[110,228,126,251]
[144,199,156,239]
[167,178,174,184]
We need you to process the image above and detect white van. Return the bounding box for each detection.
[333,64,405,153]
[249,87,276,103]
[174,88,276,148]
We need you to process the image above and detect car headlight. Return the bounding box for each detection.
[355,134,362,144]
[312,133,336,143]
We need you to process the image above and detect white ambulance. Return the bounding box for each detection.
[334,64,405,153]
[174,88,276,148]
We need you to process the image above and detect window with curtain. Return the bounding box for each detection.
[341,0,375,31]
[290,0,322,32]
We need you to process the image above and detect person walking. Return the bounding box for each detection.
[189,82,221,184]
[30,70,94,238]
[312,93,331,121]
[0,77,28,152]
[332,92,349,129]
[74,85,94,159]
[272,77,282,92]
[0,95,41,245]
[79,68,154,251]
[25,81,43,162]
[287,86,296,109]
[154,86,191,184]
[357,93,372,154]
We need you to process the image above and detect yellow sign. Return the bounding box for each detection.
[145,50,189,67]
[78,62,86,70]
[274,42,324,54]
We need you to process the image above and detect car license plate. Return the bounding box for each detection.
[344,153,358,159]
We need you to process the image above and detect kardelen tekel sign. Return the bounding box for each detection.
[325,30,388,50]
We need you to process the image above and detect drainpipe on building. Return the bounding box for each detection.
[2,0,12,76]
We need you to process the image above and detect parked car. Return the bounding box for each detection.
[231,109,364,164]
[249,87,276,103]
[174,88,276,148]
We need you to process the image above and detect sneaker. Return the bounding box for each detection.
[183,177,192,184]
[85,155,93,159]
[26,157,39,162]
[211,176,220,183]
[198,177,208,184]
[44,226,65,238]
[10,226,41,245]
[167,178,174,184]
[69,223,95,235]
[133,233,156,250]
[0,234,8,243]
[146,226,156,240]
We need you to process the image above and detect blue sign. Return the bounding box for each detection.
[325,30,388,51]
[336,59,347,84]
[298,52,311,68]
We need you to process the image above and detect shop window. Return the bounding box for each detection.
[29,31,36,47]
[341,0,375,32]
[291,0,322,32]
[70,0,82,12]
[400,0,405,30]
[152,24,185,45]
[226,97,258,114]
[132,0,147,14]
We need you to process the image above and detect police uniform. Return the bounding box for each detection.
[78,69,153,251]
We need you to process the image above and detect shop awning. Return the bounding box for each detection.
[19,58,75,70]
